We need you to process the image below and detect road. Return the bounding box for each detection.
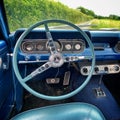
[50,21,93,30]
[77,21,93,29]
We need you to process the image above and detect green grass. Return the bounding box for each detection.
[91,19,120,30]
[4,0,92,32]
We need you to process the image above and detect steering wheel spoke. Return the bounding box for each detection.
[23,62,52,82]
[44,23,58,54]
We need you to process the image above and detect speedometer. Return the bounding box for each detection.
[46,41,62,52]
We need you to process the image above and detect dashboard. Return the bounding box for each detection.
[12,29,120,76]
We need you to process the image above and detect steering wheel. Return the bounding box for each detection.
[13,19,95,100]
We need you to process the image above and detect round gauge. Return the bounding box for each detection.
[65,44,72,50]
[25,43,34,51]
[54,41,62,52]
[46,41,62,52]
[75,44,81,50]
[36,44,44,50]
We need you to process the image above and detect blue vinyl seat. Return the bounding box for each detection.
[11,102,105,120]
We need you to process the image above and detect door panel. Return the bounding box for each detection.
[0,40,14,120]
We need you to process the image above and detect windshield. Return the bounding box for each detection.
[4,0,120,32]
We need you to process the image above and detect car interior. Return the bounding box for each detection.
[0,0,120,120]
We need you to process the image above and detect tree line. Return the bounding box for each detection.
[77,6,120,20]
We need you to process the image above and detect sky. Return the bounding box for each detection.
[58,0,120,16]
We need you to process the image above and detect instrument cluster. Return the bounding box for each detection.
[21,39,85,54]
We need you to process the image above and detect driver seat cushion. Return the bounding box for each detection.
[11,102,105,120]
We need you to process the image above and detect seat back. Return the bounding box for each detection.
[11,102,105,120]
